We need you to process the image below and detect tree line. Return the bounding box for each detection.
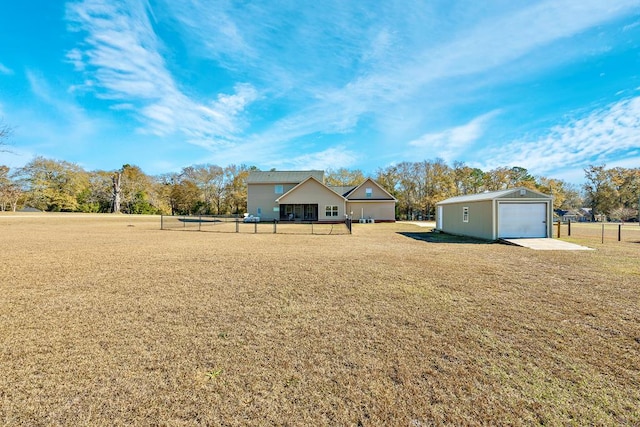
[0,156,638,221]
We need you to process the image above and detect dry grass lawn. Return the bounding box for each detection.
[1,213,638,426]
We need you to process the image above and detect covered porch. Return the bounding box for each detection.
[279,204,318,221]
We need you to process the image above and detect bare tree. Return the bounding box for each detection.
[1,120,13,152]
[111,171,121,213]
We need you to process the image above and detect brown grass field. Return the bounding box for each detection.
[1,214,638,426]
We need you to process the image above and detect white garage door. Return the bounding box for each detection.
[498,203,547,238]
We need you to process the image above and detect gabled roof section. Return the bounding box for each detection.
[246,170,324,184]
[436,187,551,205]
[276,176,347,203]
[346,178,397,201]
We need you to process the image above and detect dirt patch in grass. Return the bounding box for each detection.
[398,230,491,244]
[1,214,639,425]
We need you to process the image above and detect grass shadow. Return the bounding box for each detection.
[398,231,492,244]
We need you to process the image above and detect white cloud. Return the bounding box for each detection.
[65,0,257,146]
[238,0,640,149]
[480,96,640,175]
[0,63,13,75]
[65,49,85,71]
[408,111,500,162]
[269,146,359,171]
[56,0,640,174]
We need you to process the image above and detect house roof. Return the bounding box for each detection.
[328,186,357,197]
[436,187,551,205]
[246,170,324,184]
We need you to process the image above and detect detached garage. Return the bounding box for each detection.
[435,187,553,240]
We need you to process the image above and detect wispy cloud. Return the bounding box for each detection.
[0,63,14,75]
[25,70,103,148]
[408,111,501,162]
[190,0,638,151]
[60,0,640,175]
[479,96,640,174]
[65,0,257,145]
[268,145,359,171]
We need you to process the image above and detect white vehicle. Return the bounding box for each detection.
[243,215,260,223]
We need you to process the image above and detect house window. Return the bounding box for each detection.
[257,207,262,216]
[274,185,283,194]
[325,205,339,217]
[463,206,469,223]
[365,188,372,198]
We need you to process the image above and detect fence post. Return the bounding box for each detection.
[601,223,604,244]
[568,219,571,236]
[557,221,561,238]
[161,215,163,230]
[254,221,257,234]
[618,224,622,242]
[236,218,239,233]
[198,215,202,232]
[273,219,277,234]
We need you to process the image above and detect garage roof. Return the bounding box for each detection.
[436,187,551,205]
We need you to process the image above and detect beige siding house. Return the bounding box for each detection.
[436,187,553,240]
[246,171,396,222]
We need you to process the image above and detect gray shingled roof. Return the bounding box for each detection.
[246,170,324,184]
[328,186,357,197]
[436,187,550,205]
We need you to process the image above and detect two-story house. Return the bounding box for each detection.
[246,170,396,222]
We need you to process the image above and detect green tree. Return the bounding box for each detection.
[78,170,114,213]
[0,165,23,211]
[583,165,616,220]
[223,164,252,214]
[484,167,511,191]
[119,165,159,214]
[452,161,484,195]
[180,164,226,214]
[394,161,419,220]
[508,166,536,189]
[16,157,89,211]
[325,168,365,186]
[536,177,582,210]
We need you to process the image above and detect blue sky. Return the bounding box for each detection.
[1,1,639,183]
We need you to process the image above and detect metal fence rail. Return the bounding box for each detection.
[161,215,352,235]
[554,221,640,244]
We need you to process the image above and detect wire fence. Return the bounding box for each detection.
[160,215,352,235]
[553,221,640,244]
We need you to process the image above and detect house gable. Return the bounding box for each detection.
[277,176,346,205]
[346,178,396,201]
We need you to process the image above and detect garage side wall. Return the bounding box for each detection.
[440,200,494,240]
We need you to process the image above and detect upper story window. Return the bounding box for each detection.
[275,184,283,194]
[365,188,372,198]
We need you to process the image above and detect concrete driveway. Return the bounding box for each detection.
[500,238,593,250]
